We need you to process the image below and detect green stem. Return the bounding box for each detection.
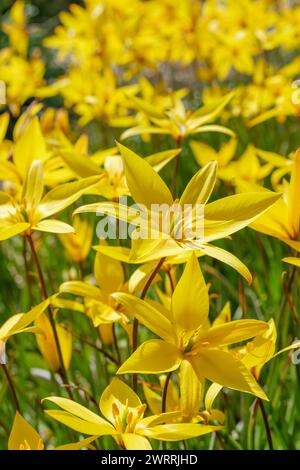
[112,323,121,365]
[27,234,73,400]
[171,137,182,198]
[258,398,273,450]
[132,257,166,392]
[1,363,21,413]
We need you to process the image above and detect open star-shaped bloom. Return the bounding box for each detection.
[113,254,269,400]
[43,378,221,450]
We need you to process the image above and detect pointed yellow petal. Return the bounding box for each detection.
[44,410,115,436]
[192,124,235,137]
[59,281,102,300]
[180,161,217,207]
[117,340,182,374]
[22,160,44,212]
[213,302,231,327]
[204,192,282,242]
[145,149,181,172]
[117,142,173,208]
[60,151,102,178]
[202,320,268,347]
[0,222,30,241]
[14,118,48,177]
[8,412,43,450]
[205,383,223,411]
[99,378,141,423]
[172,254,209,341]
[112,292,175,343]
[37,176,101,219]
[43,396,115,435]
[190,349,268,400]
[199,244,252,284]
[34,220,75,234]
[93,245,131,263]
[190,141,218,167]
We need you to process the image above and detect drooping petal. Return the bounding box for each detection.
[59,281,103,301]
[189,349,268,400]
[198,243,252,284]
[205,383,223,411]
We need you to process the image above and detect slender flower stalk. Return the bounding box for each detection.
[27,234,73,399]
[132,257,166,392]
[1,364,21,413]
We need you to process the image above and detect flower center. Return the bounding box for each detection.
[111,401,147,434]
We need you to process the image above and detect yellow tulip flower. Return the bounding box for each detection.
[236,149,300,252]
[43,378,222,450]
[121,92,235,143]
[75,143,281,283]
[113,254,269,400]
[0,299,51,362]
[8,412,96,450]
[0,158,101,241]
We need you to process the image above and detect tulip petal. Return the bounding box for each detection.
[117,142,173,208]
[190,349,268,400]
[112,292,175,343]
[172,254,209,341]
[117,339,182,374]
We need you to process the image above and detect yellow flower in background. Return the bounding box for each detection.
[0,155,101,241]
[113,254,269,400]
[236,148,300,252]
[191,139,273,184]
[59,218,93,265]
[0,1,45,116]
[59,248,162,343]
[43,378,222,450]
[0,299,51,362]
[35,313,72,373]
[121,92,235,143]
